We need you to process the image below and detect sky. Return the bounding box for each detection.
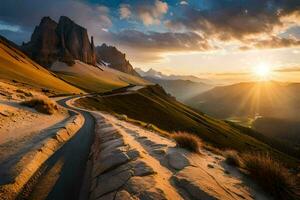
[0,0,300,83]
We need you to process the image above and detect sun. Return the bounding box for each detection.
[253,63,271,80]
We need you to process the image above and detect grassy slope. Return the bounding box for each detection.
[52,61,150,93]
[253,117,300,147]
[0,37,82,94]
[76,85,299,166]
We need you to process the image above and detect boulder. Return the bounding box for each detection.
[166,151,190,170]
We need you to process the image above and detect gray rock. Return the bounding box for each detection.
[152,149,166,155]
[143,140,156,146]
[100,138,125,152]
[93,152,130,176]
[127,149,140,160]
[138,189,168,200]
[99,146,129,159]
[172,175,217,200]
[132,161,155,176]
[115,190,137,200]
[95,191,116,200]
[166,151,190,170]
[124,176,156,195]
[93,170,133,198]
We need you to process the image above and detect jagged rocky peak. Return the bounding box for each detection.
[22,16,96,67]
[95,43,139,76]
[56,16,96,65]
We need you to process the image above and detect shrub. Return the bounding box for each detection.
[172,132,201,153]
[21,97,58,115]
[224,150,241,167]
[241,153,300,200]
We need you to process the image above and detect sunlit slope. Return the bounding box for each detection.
[187,81,300,119]
[77,85,299,166]
[0,37,82,94]
[51,61,150,92]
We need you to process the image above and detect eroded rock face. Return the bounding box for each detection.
[22,16,96,67]
[96,44,139,76]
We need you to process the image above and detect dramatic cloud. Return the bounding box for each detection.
[119,4,131,19]
[137,0,168,25]
[239,36,300,50]
[166,0,300,43]
[0,0,111,43]
[0,0,299,60]
[110,30,212,52]
[99,29,214,62]
[254,37,300,49]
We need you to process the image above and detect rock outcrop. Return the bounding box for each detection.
[96,44,139,76]
[22,16,96,67]
[86,112,271,200]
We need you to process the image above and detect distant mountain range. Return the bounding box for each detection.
[144,76,211,102]
[136,68,212,101]
[187,81,300,120]
[135,68,209,83]
[186,81,300,147]
[21,16,138,76]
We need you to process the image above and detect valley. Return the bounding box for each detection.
[186,81,300,154]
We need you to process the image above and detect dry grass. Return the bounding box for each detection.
[16,89,33,97]
[224,150,241,167]
[241,153,300,200]
[172,132,201,153]
[21,97,58,115]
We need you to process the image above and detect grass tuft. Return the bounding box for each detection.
[21,97,58,115]
[16,89,33,97]
[172,132,201,153]
[241,153,300,200]
[224,150,241,167]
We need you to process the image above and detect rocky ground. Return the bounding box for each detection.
[0,81,68,144]
[88,112,271,200]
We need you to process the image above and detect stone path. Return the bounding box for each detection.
[87,112,271,200]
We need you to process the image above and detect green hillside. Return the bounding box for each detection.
[76,85,299,167]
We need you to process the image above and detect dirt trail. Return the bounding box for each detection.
[89,112,271,200]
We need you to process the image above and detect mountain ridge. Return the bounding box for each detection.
[22,16,96,67]
[21,16,139,76]
[96,43,139,76]
[135,67,209,83]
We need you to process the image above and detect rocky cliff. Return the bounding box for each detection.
[22,16,96,67]
[96,44,139,76]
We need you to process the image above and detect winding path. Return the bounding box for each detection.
[16,96,95,200]
[1,85,271,200]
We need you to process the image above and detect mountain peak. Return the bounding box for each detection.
[95,44,139,76]
[40,16,57,26]
[22,16,96,67]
